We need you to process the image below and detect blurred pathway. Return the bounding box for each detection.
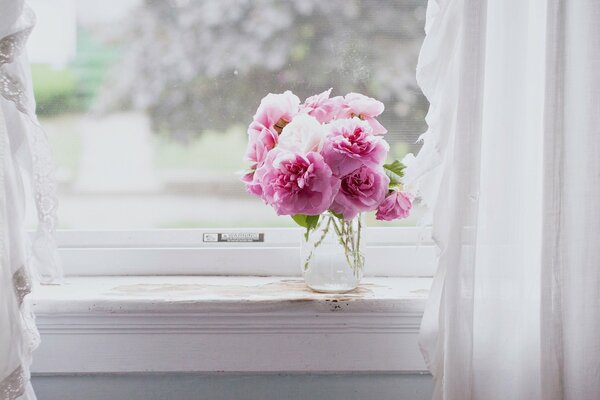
[75,112,162,193]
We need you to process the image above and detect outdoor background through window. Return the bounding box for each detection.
[28,0,427,229]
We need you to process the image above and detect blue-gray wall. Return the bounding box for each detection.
[33,374,433,400]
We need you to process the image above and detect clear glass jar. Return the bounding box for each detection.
[301,212,365,293]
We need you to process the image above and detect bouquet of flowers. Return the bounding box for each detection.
[241,89,412,232]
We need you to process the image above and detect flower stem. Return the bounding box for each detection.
[303,213,364,278]
[303,216,331,271]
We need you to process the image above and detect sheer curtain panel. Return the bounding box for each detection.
[1,1,61,399]
[404,0,600,399]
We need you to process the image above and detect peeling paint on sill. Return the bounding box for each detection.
[32,276,431,316]
[107,279,374,302]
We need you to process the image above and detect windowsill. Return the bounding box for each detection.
[31,276,431,374]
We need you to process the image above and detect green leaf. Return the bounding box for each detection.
[291,214,309,228]
[383,160,406,178]
[383,160,406,188]
[388,181,402,190]
[305,215,320,230]
[291,214,320,229]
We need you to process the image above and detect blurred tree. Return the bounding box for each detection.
[97,0,428,150]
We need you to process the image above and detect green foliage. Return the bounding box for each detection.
[383,160,406,190]
[71,29,121,110]
[39,115,82,170]
[156,125,247,171]
[31,29,121,116]
[292,214,321,240]
[291,214,320,229]
[31,65,78,115]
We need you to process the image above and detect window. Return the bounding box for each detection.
[27,0,431,275]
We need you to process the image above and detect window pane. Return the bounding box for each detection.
[29,0,427,229]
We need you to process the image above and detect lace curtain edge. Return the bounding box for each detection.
[0,5,62,284]
[0,89,39,400]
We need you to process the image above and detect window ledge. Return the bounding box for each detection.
[31,276,431,374]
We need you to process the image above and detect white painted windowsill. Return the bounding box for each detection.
[31,276,431,374]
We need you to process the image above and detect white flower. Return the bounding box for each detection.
[277,114,326,153]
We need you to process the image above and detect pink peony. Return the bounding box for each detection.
[330,165,389,220]
[375,191,413,221]
[241,170,263,197]
[248,90,301,139]
[300,88,343,124]
[278,114,326,154]
[338,92,387,134]
[245,126,278,166]
[321,118,389,177]
[255,149,340,216]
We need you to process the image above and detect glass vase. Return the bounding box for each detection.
[301,212,365,293]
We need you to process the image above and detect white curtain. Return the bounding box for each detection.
[1,2,61,399]
[404,0,600,399]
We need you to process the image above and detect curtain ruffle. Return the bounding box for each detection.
[402,0,463,378]
[0,5,62,284]
[1,2,61,399]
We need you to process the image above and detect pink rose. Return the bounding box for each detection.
[330,165,389,220]
[321,118,389,177]
[376,191,413,221]
[255,149,340,216]
[300,88,343,124]
[248,91,300,138]
[338,92,387,134]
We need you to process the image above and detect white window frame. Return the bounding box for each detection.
[36,227,434,375]
[54,227,435,277]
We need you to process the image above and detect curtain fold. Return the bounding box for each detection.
[0,103,38,400]
[406,0,600,399]
[540,2,600,398]
[0,4,61,284]
[1,1,61,399]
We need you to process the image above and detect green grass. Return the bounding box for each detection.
[31,65,79,115]
[39,115,249,174]
[40,114,82,171]
[156,125,247,172]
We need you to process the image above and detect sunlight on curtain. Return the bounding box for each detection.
[1,1,62,399]
[405,0,600,399]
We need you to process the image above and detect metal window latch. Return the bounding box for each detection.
[203,233,264,243]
